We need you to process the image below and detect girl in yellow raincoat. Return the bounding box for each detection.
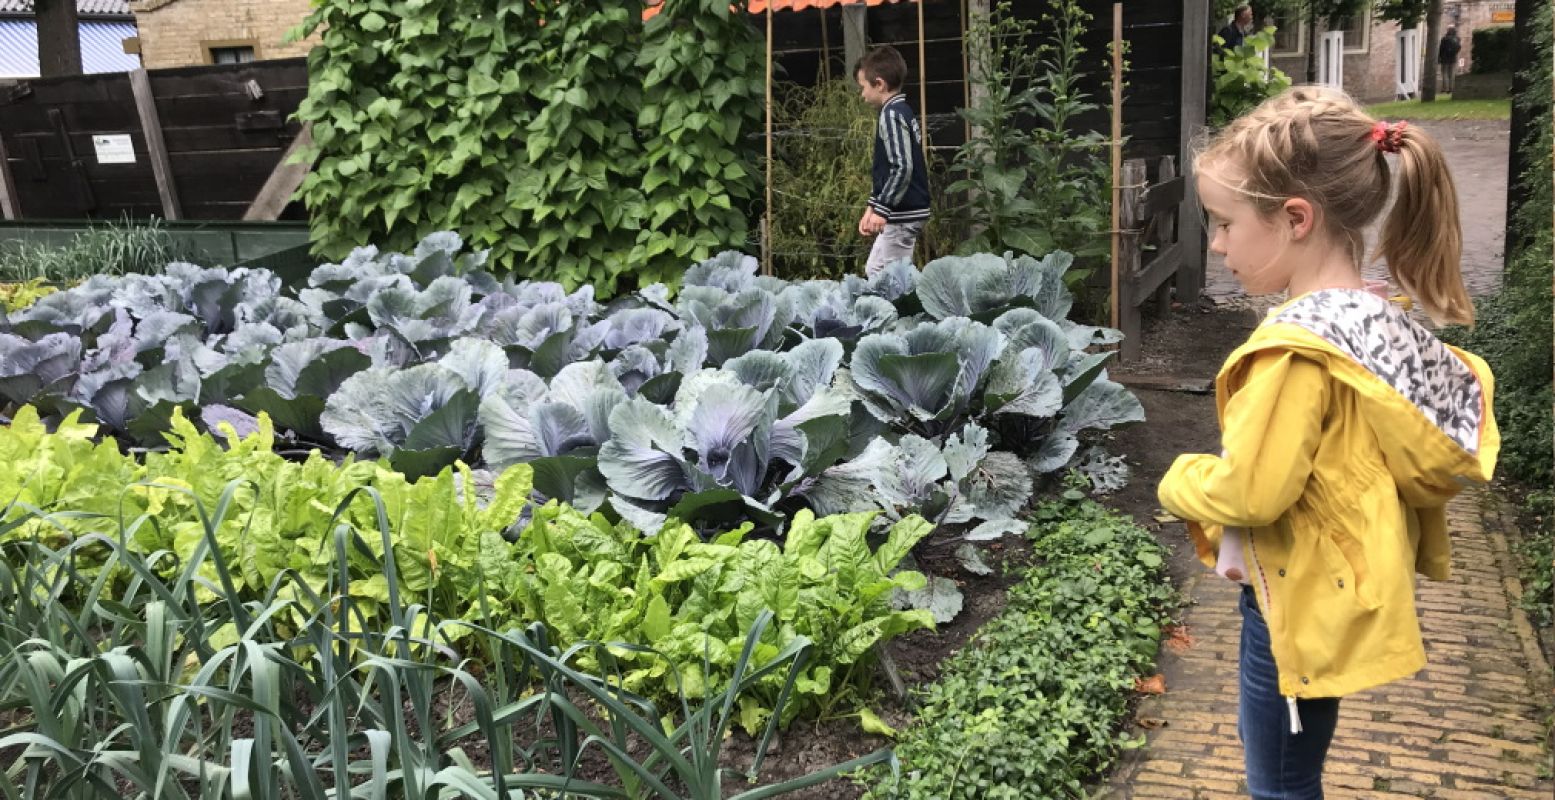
[1158,87,1499,799]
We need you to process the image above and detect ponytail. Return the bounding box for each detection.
[1376,126,1474,326]
[1198,87,1476,326]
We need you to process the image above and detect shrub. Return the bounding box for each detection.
[1210,28,1293,128]
[1442,1,1552,631]
[1471,25,1516,74]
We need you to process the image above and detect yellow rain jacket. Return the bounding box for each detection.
[1158,289,1498,700]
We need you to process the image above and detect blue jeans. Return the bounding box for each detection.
[1239,586,1341,799]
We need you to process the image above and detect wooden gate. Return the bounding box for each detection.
[1116,155,1188,361]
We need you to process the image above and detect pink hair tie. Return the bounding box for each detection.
[1371,120,1407,154]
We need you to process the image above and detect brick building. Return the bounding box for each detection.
[129,0,317,68]
[1256,0,1515,103]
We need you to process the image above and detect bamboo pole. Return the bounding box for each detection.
[764,1,774,276]
[961,0,971,145]
[821,5,831,82]
[1109,3,1123,331]
[917,0,929,164]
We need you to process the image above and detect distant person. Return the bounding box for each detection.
[1217,4,1255,51]
[854,46,930,278]
[1438,27,1461,94]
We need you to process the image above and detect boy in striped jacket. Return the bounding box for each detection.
[855,46,931,277]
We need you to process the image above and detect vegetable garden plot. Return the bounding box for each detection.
[0,234,1144,547]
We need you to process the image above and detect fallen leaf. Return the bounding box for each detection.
[1163,624,1195,653]
[1134,674,1167,695]
[1153,511,1180,524]
[1136,716,1169,729]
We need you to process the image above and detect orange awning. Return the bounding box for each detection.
[644,0,912,20]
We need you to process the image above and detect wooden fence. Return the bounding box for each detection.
[1117,156,1188,362]
[0,58,308,222]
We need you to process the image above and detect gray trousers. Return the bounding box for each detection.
[864,221,924,277]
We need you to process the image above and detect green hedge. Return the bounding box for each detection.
[869,495,1175,799]
[1444,3,1552,629]
[1471,26,1516,74]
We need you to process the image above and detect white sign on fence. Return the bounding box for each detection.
[1396,27,1422,98]
[92,134,136,165]
[1317,30,1345,89]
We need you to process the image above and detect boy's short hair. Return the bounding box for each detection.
[855,46,908,91]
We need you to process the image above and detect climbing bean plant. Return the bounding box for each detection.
[633,0,764,277]
[294,0,761,294]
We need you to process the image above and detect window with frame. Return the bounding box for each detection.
[1268,10,1303,53]
[209,46,255,65]
[1334,11,1371,53]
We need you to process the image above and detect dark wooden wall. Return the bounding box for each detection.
[766,0,1190,163]
[0,59,307,221]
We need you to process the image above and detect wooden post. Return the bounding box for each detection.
[1154,156,1178,317]
[0,134,18,220]
[1177,0,1209,305]
[961,0,971,144]
[243,124,314,221]
[1119,159,1146,361]
[916,0,929,163]
[1109,3,1123,332]
[820,6,832,83]
[129,68,183,220]
[763,1,774,276]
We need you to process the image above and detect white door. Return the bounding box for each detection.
[1317,30,1345,88]
[1396,27,1421,98]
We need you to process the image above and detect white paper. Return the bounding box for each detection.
[92,134,136,165]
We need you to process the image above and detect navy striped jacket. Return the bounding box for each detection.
[868,94,931,223]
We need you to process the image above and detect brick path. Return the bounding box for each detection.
[1103,488,1554,798]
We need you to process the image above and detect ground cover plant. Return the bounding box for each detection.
[0,235,1143,567]
[865,490,1174,798]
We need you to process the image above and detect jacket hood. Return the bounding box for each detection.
[1234,289,1498,505]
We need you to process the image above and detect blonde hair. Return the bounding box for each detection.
[1196,86,1473,325]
